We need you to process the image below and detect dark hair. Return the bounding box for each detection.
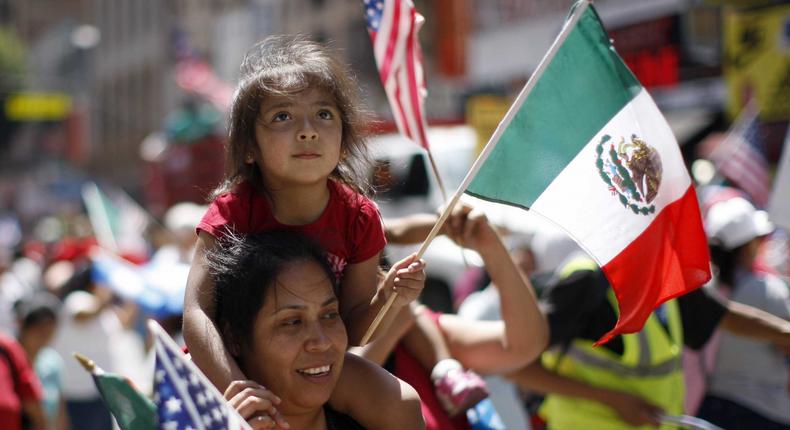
[206,230,337,352]
[709,241,747,287]
[15,292,61,330]
[212,34,373,200]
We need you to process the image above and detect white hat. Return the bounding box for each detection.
[705,197,774,250]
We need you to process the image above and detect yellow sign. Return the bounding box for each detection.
[724,4,790,120]
[4,92,72,121]
[466,95,510,156]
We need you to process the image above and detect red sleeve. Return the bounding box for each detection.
[196,184,251,238]
[347,197,386,264]
[1,337,42,403]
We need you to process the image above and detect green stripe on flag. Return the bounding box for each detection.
[466,5,642,208]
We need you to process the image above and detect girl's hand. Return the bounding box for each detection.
[382,254,426,308]
[224,380,289,429]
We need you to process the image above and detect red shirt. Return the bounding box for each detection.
[197,180,386,279]
[0,334,43,430]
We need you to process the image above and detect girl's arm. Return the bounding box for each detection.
[329,352,425,430]
[440,210,549,375]
[183,232,246,390]
[349,304,418,364]
[340,254,426,346]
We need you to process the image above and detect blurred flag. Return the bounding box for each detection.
[710,105,770,208]
[363,0,430,149]
[463,1,710,344]
[74,352,157,430]
[90,248,187,318]
[171,27,233,112]
[149,320,251,430]
[81,182,150,262]
[768,125,790,231]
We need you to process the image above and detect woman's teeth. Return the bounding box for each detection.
[299,365,330,375]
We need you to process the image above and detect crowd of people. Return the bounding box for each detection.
[1,33,789,430]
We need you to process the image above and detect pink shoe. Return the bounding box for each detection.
[434,368,489,416]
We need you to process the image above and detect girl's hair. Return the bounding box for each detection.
[213,34,373,199]
[206,230,337,352]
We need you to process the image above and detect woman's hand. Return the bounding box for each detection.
[443,205,498,253]
[224,380,289,429]
[382,254,426,308]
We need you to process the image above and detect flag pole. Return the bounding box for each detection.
[360,0,591,345]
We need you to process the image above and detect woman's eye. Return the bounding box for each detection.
[282,319,301,326]
[322,311,340,320]
[272,112,290,122]
[317,110,334,120]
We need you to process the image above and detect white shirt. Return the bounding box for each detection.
[707,270,790,424]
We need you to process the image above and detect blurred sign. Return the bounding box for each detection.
[609,16,680,88]
[4,92,72,121]
[724,4,790,121]
[466,95,510,156]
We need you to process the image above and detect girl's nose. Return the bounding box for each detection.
[298,119,319,141]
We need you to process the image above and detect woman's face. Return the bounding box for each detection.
[239,259,347,414]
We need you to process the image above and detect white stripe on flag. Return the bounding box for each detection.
[532,89,691,265]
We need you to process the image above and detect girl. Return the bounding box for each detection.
[183,34,481,425]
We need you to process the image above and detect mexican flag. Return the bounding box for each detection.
[74,353,157,430]
[465,1,711,344]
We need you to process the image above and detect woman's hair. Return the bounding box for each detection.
[206,230,337,352]
[212,34,373,199]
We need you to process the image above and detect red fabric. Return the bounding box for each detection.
[0,334,43,430]
[392,310,471,430]
[197,180,386,279]
[598,186,712,345]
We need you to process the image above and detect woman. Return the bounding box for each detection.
[700,197,790,429]
[206,230,423,429]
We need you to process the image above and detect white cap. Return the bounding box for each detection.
[705,197,774,250]
[164,202,206,233]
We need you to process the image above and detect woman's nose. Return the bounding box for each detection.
[304,322,332,352]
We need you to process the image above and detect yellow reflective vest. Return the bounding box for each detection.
[539,287,684,430]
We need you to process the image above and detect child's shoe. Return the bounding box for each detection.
[431,359,489,416]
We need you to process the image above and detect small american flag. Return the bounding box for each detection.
[711,105,770,208]
[149,321,251,430]
[364,0,430,149]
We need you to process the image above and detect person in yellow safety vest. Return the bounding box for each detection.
[509,256,790,430]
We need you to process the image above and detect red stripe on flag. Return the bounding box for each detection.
[596,186,711,345]
[379,1,401,84]
[404,7,428,148]
[392,81,413,139]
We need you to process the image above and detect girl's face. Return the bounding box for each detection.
[254,87,343,189]
[239,259,347,414]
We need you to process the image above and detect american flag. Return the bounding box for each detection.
[364,0,430,149]
[149,321,251,430]
[171,28,233,112]
[711,106,771,208]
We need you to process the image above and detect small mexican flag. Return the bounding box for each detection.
[74,353,157,430]
[465,1,711,344]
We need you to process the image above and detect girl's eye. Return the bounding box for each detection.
[317,110,334,120]
[272,112,291,122]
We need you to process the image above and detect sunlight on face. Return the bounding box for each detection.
[239,259,347,414]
